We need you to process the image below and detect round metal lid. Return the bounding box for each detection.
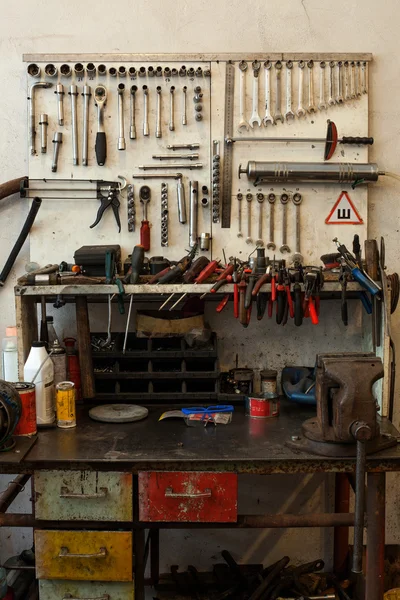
[88,404,149,423]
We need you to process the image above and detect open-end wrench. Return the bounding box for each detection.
[182,86,187,125]
[336,61,344,104]
[237,192,243,238]
[350,61,356,98]
[156,86,162,138]
[318,61,327,110]
[263,61,274,126]
[266,193,276,250]
[82,85,91,166]
[169,86,175,131]
[256,193,264,246]
[307,60,316,113]
[249,60,262,128]
[55,83,64,126]
[274,61,284,123]
[344,61,351,101]
[292,192,303,263]
[117,83,126,150]
[361,61,367,94]
[246,193,253,244]
[143,85,149,136]
[356,61,362,97]
[328,61,336,106]
[296,61,306,118]
[69,84,79,165]
[285,61,295,121]
[238,61,249,132]
[130,85,137,139]
[279,193,290,254]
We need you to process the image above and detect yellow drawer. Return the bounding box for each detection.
[39,579,134,599]
[34,470,133,522]
[35,531,133,582]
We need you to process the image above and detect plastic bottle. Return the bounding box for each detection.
[23,341,55,425]
[2,326,18,382]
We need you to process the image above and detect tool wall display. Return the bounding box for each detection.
[25,53,371,267]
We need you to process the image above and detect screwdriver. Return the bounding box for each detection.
[183,256,210,283]
[333,237,381,296]
[194,258,220,284]
[139,186,151,251]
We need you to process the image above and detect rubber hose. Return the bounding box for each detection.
[0,176,26,202]
[0,196,42,287]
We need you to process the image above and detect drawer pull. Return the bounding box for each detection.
[60,487,108,499]
[165,486,212,499]
[63,596,110,600]
[59,547,108,559]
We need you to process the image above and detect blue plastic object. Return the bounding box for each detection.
[281,367,316,405]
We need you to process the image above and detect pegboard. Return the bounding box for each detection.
[24,53,372,267]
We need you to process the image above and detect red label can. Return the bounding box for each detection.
[246,394,280,419]
[12,382,37,436]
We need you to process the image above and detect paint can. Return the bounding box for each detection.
[56,381,76,428]
[12,382,37,436]
[260,369,278,399]
[246,394,280,419]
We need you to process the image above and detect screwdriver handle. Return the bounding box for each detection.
[294,284,303,327]
[140,220,150,251]
[341,136,374,146]
[195,259,219,284]
[216,263,234,281]
[95,132,107,166]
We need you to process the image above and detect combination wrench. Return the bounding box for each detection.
[130,85,137,139]
[307,60,316,113]
[266,193,276,251]
[328,61,336,106]
[263,61,274,126]
[238,61,249,132]
[169,86,175,131]
[256,193,264,247]
[318,62,327,110]
[285,61,295,121]
[292,192,303,263]
[117,84,126,150]
[156,86,162,138]
[274,61,284,123]
[143,85,149,136]
[69,84,79,165]
[237,192,243,238]
[82,85,91,166]
[55,83,64,126]
[336,61,344,104]
[249,60,262,128]
[296,61,306,118]
[279,193,290,254]
[94,84,107,166]
[344,61,351,101]
[246,193,253,244]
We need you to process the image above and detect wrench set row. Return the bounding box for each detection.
[237,59,368,131]
[237,191,303,260]
[27,62,211,80]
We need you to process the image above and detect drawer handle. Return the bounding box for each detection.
[59,547,108,559]
[63,596,110,600]
[60,487,108,499]
[165,486,212,499]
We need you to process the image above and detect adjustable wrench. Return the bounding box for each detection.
[350,61,356,99]
[130,85,137,139]
[246,193,253,244]
[182,86,187,125]
[55,83,64,126]
[266,193,276,251]
[143,85,149,136]
[336,61,344,104]
[169,86,175,131]
[69,84,79,165]
[82,85,91,166]
[249,60,262,128]
[117,83,126,150]
[292,192,303,263]
[263,61,274,126]
[307,60,316,113]
[256,193,264,247]
[238,61,249,132]
[296,60,306,118]
[318,62,327,110]
[279,193,290,254]
[344,61,351,101]
[237,192,243,238]
[285,61,295,121]
[274,61,284,123]
[156,86,162,138]
[94,85,107,166]
[328,61,336,106]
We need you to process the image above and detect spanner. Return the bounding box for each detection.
[182,86,187,125]
[350,61,356,99]
[130,85,137,139]
[263,61,274,126]
[274,61,284,123]
[307,60,316,113]
[156,86,162,138]
[246,193,253,244]
[328,61,336,106]
[279,193,290,254]
[69,84,79,165]
[256,193,264,246]
[143,85,149,136]
[336,61,344,104]
[237,192,243,238]
[55,83,64,126]
[292,192,303,263]
[344,61,351,101]
[249,60,262,128]
[296,61,306,118]
[238,61,249,132]
[285,61,295,121]
[169,86,175,131]
[266,193,276,250]
[318,62,327,110]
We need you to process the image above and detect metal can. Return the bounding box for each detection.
[260,369,278,399]
[12,382,37,436]
[246,394,280,419]
[56,381,76,428]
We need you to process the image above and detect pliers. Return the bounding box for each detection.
[90,184,121,232]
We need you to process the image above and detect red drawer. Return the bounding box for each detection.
[138,471,237,522]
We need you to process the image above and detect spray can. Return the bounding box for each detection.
[12,382,37,435]
[56,381,76,428]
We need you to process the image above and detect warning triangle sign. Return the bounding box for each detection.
[325,191,364,225]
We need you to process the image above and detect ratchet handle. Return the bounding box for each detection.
[341,136,374,146]
[140,220,150,251]
[95,132,107,166]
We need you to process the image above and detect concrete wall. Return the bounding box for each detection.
[1,0,400,573]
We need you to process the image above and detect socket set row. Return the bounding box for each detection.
[27,62,211,80]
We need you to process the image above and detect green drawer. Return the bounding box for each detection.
[39,580,134,599]
[34,470,133,522]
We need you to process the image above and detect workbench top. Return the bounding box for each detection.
[3,401,399,474]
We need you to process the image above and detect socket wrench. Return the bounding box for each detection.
[130,85,137,139]
[117,83,126,150]
[94,85,107,166]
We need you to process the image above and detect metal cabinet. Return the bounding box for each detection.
[39,580,134,599]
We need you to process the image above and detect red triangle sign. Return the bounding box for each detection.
[325,191,364,225]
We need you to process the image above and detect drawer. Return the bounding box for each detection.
[34,470,133,522]
[35,531,133,582]
[39,580,134,599]
[138,471,237,522]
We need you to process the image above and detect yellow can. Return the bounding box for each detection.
[56,381,76,428]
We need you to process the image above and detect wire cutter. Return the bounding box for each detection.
[90,184,121,232]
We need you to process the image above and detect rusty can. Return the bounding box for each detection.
[246,394,280,419]
[12,382,37,436]
[56,381,76,428]
[260,369,278,399]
